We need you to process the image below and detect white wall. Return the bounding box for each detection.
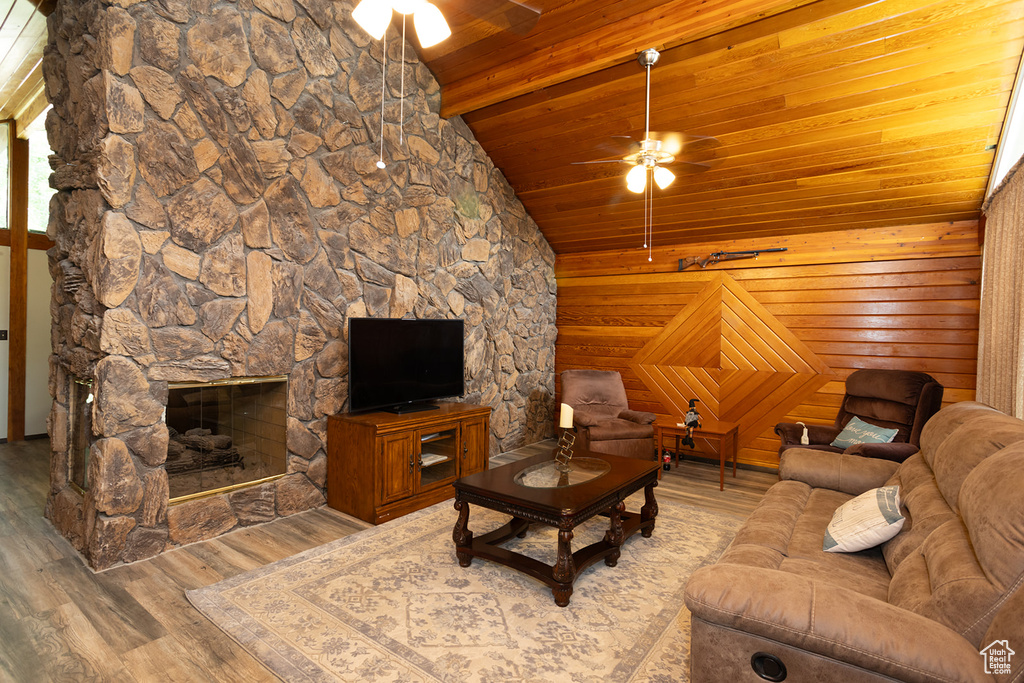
[26,248,52,435]
[0,245,53,439]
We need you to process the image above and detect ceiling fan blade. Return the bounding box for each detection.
[649,131,724,156]
[505,1,541,34]
[670,160,717,174]
[438,0,541,36]
[584,135,640,160]
[570,160,629,165]
[650,131,684,156]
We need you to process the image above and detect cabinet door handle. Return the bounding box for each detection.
[409,454,415,473]
[463,443,468,460]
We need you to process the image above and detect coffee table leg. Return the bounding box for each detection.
[641,482,659,538]
[515,517,529,538]
[552,528,575,607]
[452,499,473,567]
[604,500,626,566]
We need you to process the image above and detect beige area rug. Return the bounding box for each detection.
[187,495,742,682]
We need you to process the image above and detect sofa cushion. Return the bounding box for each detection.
[882,453,958,573]
[888,518,1002,648]
[585,418,653,441]
[824,486,904,553]
[927,412,1024,514]
[959,446,1024,641]
[560,369,629,410]
[843,397,916,429]
[887,444,1024,647]
[780,449,899,495]
[917,401,997,458]
[572,405,620,426]
[720,480,892,601]
[723,480,809,560]
[845,368,936,406]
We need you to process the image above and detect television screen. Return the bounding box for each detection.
[348,318,465,413]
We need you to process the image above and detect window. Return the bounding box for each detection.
[26,109,52,234]
[0,121,8,231]
[987,63,1024,198]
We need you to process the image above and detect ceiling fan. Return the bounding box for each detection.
[575,48,720,190]
[354,0,543,169]
[353,0,452,47]
[436,0,542,37]
[574,47,720,260]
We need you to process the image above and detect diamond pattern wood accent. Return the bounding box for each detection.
[630,273,835,448]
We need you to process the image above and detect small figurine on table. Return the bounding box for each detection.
[681,398,702,448]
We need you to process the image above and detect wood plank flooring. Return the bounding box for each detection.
[0,437,776,682]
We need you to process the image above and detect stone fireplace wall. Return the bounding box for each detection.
[43,0,557,569]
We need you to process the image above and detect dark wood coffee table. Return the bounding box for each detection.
[452,449,659,607]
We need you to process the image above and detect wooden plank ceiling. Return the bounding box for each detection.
[0,0,51,134]
[422,0,1024,254]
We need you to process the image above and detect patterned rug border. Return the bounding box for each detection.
[187,498,743,682]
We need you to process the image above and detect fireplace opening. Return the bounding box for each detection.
[69,377,93,491]
[166,376,288,500]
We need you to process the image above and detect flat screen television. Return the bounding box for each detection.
[348,317,465,414]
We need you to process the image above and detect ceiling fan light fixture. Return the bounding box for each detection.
[352,0,392,39]
[391,0,425,14]
[626,164,648,193]
[653,165,675,189]
[413,2,451,47]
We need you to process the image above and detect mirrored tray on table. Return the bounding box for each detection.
[513,457,611,488]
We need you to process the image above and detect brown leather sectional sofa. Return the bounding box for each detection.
[684,401,1024,682]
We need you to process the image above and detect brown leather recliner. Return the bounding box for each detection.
[774,368,943,463]
[559,369,656,461]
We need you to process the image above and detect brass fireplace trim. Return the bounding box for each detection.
[167,374,287,390]
[169,472,287,505]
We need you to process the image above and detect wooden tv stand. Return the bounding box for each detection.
[327,402,491,524]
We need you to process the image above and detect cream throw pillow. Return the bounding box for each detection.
[823,485,905,553]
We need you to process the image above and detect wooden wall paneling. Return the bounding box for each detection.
[8,130,27,441]
[627,272,835,452]
[555,221,982,277]
[555,223,981,469]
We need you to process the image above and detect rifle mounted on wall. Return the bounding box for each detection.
[678,247,788,271]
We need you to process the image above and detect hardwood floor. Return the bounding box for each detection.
[0,437,775,682]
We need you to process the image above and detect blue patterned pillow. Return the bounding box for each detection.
[830,416,899,449]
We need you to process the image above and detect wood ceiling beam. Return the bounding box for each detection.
[438,0,835,117]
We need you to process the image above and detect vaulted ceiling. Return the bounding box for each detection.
[3,0,1021,257]
[0,0,51,135]
[422,0,1024,255]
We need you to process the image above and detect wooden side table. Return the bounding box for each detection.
[655,418,739,490]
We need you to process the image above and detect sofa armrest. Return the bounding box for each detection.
[779,448,899,495]
[617,409,656,425]
[684,565,988,683]
[775,421,841,446]
[845,441,919,463]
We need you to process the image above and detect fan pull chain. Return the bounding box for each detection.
[400,14,406,145]
[376,27,387,170]
[643,176,648,249]
[648,177,654,262]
